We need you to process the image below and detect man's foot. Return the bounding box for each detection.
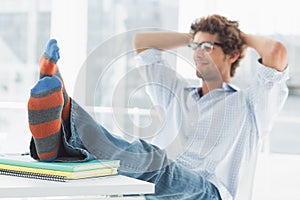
[39,39,70,121]
[28,76,63,161]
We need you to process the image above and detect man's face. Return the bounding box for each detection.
[193,32,230,81]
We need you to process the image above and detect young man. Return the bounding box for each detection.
[28,14,288,200]
[132,14,289,199]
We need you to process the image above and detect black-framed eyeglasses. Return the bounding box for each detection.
[188,41,223,53]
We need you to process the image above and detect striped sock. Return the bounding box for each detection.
[28,76,64,161]
[39,39,71,121]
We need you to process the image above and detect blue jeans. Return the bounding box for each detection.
[34,99,221,200]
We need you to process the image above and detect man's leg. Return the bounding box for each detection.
[28,39,221,199]
[70,101,221,200]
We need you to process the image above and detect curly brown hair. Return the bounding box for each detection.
[190,14,246,77]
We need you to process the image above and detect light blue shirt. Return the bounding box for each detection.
[135,48,289,200]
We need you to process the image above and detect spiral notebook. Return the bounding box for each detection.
[0,155,120,182]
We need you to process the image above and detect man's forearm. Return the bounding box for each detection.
[241,32,287,72]
[134,32,193,54]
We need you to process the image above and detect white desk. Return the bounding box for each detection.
[0,174,154,198]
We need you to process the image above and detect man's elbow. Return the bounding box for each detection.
[264,41,288,72]
[134,33,148,54]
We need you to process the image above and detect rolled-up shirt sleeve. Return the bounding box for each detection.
[246,59,289,138]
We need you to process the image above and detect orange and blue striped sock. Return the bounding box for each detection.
[39,39,70,121]
[28,76,63,161]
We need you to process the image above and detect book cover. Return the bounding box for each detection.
[0,155,120,172]
[0,163,118,181]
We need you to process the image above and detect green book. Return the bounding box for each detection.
[0,155,120,172]
[0,163,118,182]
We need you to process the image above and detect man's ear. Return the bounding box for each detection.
[229,51,240,64]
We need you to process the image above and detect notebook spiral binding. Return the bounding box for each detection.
[0,169,66,182]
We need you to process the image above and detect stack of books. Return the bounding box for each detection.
[0,155,120,182]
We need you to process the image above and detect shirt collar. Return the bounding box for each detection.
[185,82,239,92]
[222,82,239,92]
